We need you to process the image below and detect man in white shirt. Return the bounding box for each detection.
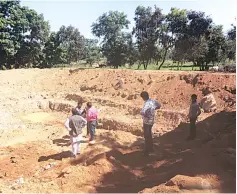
[140,91,161,156]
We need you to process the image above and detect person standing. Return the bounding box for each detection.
[76,100,86,117]
[140,91,161,156]
[65,108,87,158]
[187,94,201,140]
[86,102,99,145]
[75,100,88,136]
[200,88,217,113]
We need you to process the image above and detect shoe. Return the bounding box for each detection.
[77,152,80,155]
[71,154,76,159]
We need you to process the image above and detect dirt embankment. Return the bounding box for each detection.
[0,68,235,193]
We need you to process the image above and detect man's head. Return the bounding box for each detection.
[77,100,83,108]
[140,91,149,101]
[71,108,78,115]
[202,87,211,96]
[87,102,92,108]
[191,94,197,103]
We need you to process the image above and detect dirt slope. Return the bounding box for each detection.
[0,68,235,193]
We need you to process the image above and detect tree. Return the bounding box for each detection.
[43,32,67,67]
[170,10,213,70]
[91,11,130,68]
[205,25,227,65]
[57,25,85,65]
[164,8,188,68]
[124,33,138,67]
[133,6,164,69]
[0,1,50,69]
[84,39,101,65]
[43,25,85,67]
[0,1,23,69]
[225,24,236,61]
[16,7,50,68]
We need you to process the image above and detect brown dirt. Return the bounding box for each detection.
[0,68,235,193]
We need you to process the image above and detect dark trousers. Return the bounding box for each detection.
[143,123,154,153]
[87,123,89,136]
[88,120,97,141]
[189,118,197,138]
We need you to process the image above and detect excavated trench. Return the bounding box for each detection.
[0,69,236,193]
[33,93,189,137]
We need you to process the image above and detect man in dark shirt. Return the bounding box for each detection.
[65,108,87,158]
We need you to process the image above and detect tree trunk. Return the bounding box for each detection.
[158,48,168,70]
[15,63,20,69]
[205,62,209,70]
[137,63,142,69]
[200,62,205,71]
[181,61,184,70]
[144,59,149,70]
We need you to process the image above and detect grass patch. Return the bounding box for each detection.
[51,60,201,71]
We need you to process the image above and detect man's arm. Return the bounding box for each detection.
[155,101,161,110]
[81,108,86,115]
[197,105,201,117]
[81,117,87,128]
[140,104,147,116]
[200,97,207,107]
[64,118,71,131]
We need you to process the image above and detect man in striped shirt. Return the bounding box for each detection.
[140,91,161,156]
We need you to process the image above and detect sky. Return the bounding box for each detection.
[21,0,236,39]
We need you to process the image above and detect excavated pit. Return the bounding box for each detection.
[0,69,235,193]
[35,96,188,136]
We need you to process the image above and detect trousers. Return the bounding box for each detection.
[70,134,82,155]
[189,118,197,138]
[88,120,97,141]
[143,123,154,153]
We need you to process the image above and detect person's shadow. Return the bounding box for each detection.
[52,135,88,147]
[52,135,71,147]
[38,151,72,162]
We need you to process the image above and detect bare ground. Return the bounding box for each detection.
[0,68,235,193]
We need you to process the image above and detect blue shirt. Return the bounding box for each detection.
[141,99,161,125]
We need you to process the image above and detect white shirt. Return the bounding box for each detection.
[64,118,71,131]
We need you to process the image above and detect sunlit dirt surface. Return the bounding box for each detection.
[0,68,235,193]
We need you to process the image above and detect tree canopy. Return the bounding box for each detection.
[0,1,236,70]
[91,11,132,68]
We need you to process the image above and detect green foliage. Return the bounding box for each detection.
[0,2,235,71]
[205,25,227,64]
[92,11,131,68]
[84,39,101,65]
[0,1,49,69]
[43,32,67,67]
[226,25,236,61]
[56,25,85,65]
[133,6,165,69]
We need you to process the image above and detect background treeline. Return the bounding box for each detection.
[0,1,236,70]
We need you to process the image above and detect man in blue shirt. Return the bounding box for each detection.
[140,91,161,156]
